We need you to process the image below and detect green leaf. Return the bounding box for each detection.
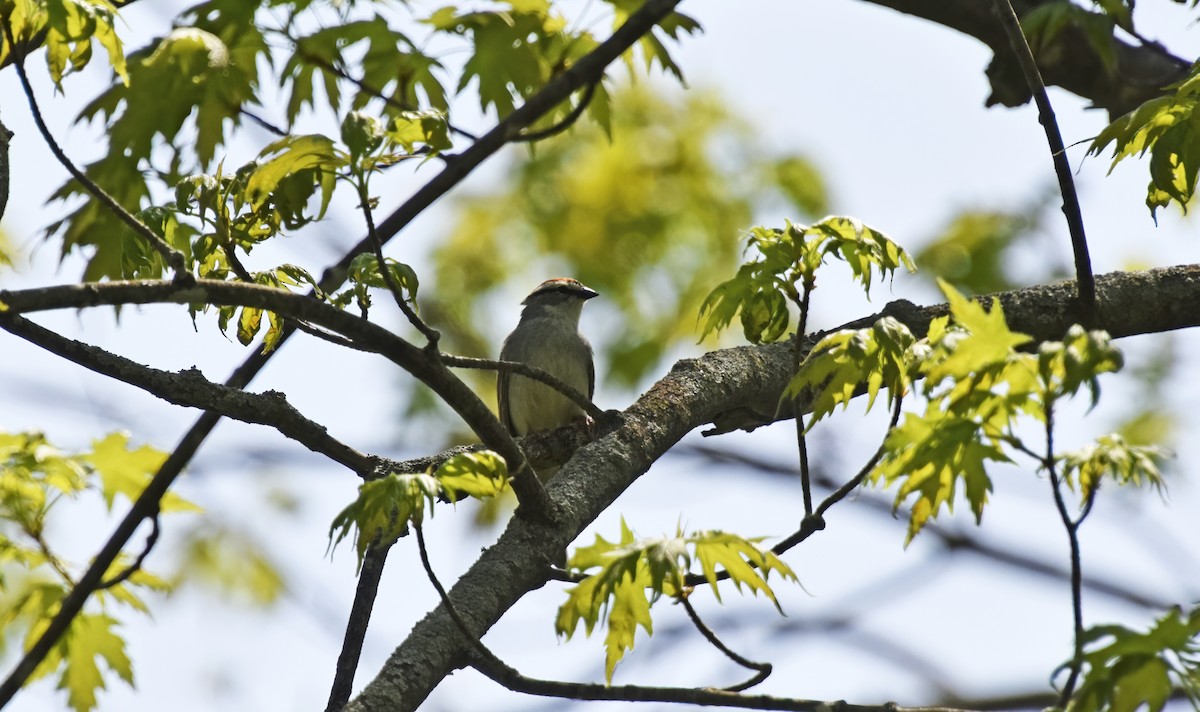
[386,110,451,156]
[557,521,797,682]
[1088,60,1200,219]
[42,0,129,89]
[327,452,507,571]
[786,317,916,423]
[344,253,421,312]
[1058,433,1167,499]
[1069,606,1200,712]
[924,279,1033,385]
[872,406,1008,543]
[693,531,796,610]
[328,473,436,569]
[244,134,346,211]
[810,216,915,294]
[434,451,509,501]
[341,110,386,159]
[81,433,197,513]
[56,613,132,712]
[1036,325,1123,406]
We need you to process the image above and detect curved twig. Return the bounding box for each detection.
[357,186,441,346]
[990,0,1096,326]
[514,81,600,143]
[95,510,160,591]
[680,594,772,692]
[443,354,605,421]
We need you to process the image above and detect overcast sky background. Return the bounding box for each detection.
[2,1,1199,711]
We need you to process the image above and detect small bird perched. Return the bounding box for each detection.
[498,278,598,479]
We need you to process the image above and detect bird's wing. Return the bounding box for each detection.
[586,342,595,400]
[497,369,515,434]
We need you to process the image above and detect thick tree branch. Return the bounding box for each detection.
[0,280,535,497]
[860,0,1192,119]
[341,263,1200,712]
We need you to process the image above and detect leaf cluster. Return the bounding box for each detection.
[555,520,796,683]
[699,217,914,343]
[327,451,509,570]
[0,431,189,712]
[1089,60,1200,219]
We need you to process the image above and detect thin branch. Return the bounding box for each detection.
[1044,401,1087,705]
[792,284,815,516]
[325,541,393,712]
[240,108,288,137]
[679,594,772,692]
[683,395,902,590]
[990,0,1096,325]
[1,21,189,279]
[513,81,599,143]
[357,188,441,346]
[0,113,11,222]
[444,354,605,421]
[815,394,904,517]
[289,45,477,143]
[95,510,160,591]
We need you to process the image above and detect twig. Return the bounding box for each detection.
[1043,402,1088,705]
[443,354,605,421]
[792,284,815,516]
[357,188,441,346]
[240,108,288,137]
[290,45,477,143]
[513,81,599,143]
[990,0,1096,326]
[683,395,903,589]
[95,510,160,591]
[325,540,393,712]
[680,594,772,692]
[0,113,11,222]
[2,21,189,280]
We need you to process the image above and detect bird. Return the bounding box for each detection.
[497,278,598,480]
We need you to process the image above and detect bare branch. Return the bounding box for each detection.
[0,312,374,474]
[990,0,1095,325]
[326,542,393,712]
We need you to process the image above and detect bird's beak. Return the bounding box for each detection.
[581,286,599,300]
